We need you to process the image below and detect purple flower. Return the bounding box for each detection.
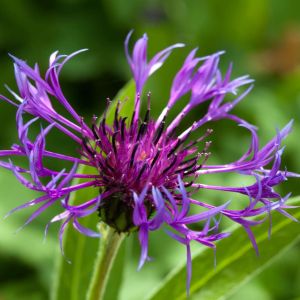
[0,32,298,293]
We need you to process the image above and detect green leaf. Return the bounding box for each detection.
[106,80,135,125]
[51,80,135,300]
[147,197,300,300]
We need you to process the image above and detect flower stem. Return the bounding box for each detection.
[86,224,124,300]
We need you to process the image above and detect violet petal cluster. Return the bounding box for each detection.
[0,32,298,292]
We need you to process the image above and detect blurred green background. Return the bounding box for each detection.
[0,0,299,299]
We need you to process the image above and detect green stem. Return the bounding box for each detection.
[86,225,124,300]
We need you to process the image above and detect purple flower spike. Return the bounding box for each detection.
[125,31,184,122]
[125,31,184,94]
[0,32,298,294]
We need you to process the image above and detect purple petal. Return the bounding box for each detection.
[137,224,149,270]
[73,218,100,238]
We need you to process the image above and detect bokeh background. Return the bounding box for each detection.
[0,1,300,299]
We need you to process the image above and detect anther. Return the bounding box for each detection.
[82,138,95,157]
[130,108,136,130]
[121,117,127,141]
[153,115,166,145]
[137,121,148,140]
[184,166,202,176]
[101,118,107,136]
[184,181,194,188]
[179,154,199,166]
[130,143,139,167]
[112,131,119,154]
[168,137,185,157]
[162,154,178,175]
[137,163,147,181]
[103,98,112,118]
[182,129,213,152]
[176,159,198,173]
[150,149,161,169]
[92,123,101,141]
[104,155,115,173]
[147,91,151,110]
[204,141,212,151]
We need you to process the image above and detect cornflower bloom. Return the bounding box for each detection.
[0,32,298,292]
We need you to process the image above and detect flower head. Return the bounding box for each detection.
[0,32,298,293]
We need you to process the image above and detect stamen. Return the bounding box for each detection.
[168,138,183,157]
[184,166,201,176]
[82,138,95,157]
[121,117,127,141]
[130,109,136,133]
[114,100,121,130]
[91,123,100,140]
[184,181,194,188]
[103,98,111,118]
[194,152,211,171]
[204,141,212,152]
[150,149,161,169]
[147,91,151,110]
[137,122,146,140]
[131,94,140,129]
[162,154,178,175]
[91,124,103,147]
[97,159,106,170]
[183,129,213,151]
[153,115,166,145]
[130,143,139,167]
[137,163,147,181]
[112,131,119,154]
[176,159,198,173]
[104,154,115,173]
[137,108,149,140]
[179,154,199,166]
[101,118,107,136]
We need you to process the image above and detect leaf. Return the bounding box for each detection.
[51,80,135,300]
[106,80,135,125]
[147,197,300,300]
